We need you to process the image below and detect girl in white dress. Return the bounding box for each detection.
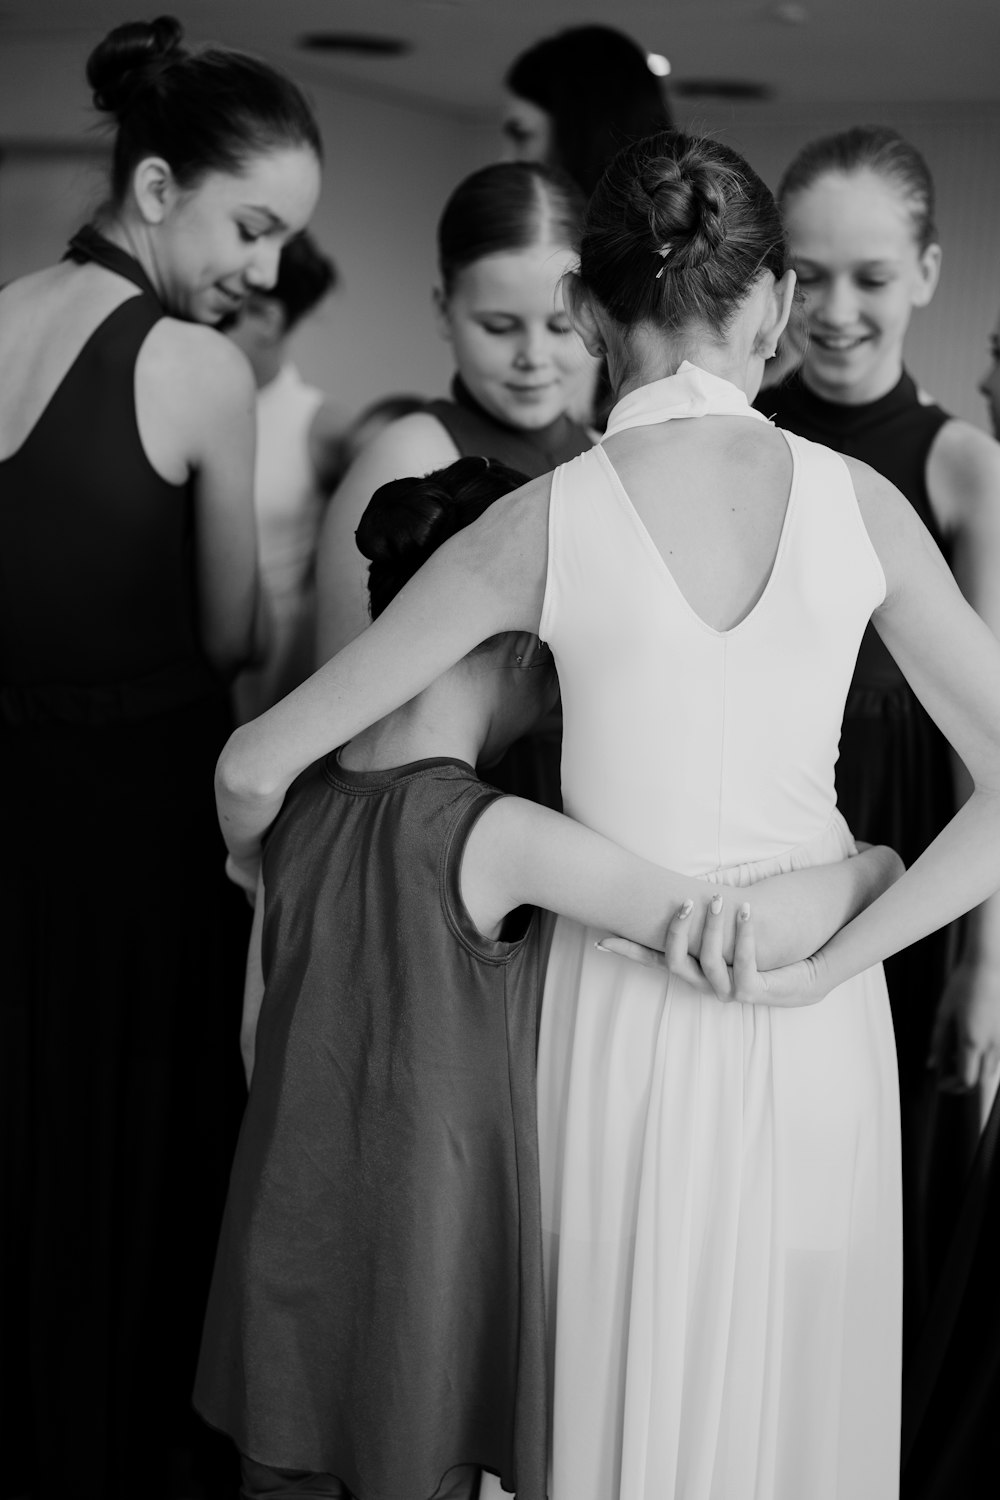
[215,131,1000,1499]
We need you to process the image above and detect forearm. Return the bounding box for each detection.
[748,845,902,969]
[816,789,1000,992]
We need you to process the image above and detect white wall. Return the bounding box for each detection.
[678,98,1000,430]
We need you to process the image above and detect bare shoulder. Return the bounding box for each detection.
[461,472,552,571]
[141,318,255,405]
[360,410,462,473]
[927,418,1000,531]
[843,453,954,600]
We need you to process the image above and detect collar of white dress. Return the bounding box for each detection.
[602,361,772,439]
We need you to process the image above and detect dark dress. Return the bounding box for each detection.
[0,227,248,1498]
[761,370,978,1350]
[195,755,547,1500]
[426,377,593,811]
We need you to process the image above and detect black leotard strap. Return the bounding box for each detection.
[65,224,162,305]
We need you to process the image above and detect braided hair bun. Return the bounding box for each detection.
[579,130,787,335]
[642,154,730,272]
[86,15,184,118]
[356,456,527,620]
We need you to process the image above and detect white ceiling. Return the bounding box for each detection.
[2,0,998,118]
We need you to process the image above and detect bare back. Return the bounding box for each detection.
[0,262,141,462]
[602,416,794,634]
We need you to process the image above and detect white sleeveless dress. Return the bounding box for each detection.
[535,365,901,1500]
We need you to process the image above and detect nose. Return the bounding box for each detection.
[245,239,282,292]
[511,325,550,371]
[812,275,858,330]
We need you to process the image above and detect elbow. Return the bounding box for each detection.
[215,724,284,807]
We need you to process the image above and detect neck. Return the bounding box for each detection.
[253,346,287,391]
[800,356,904,408]
[338,675,488,774]
[610,326,762,404]
[97,213,166,303]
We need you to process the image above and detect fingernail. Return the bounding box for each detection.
[679,899,693,919]
[594,941,610,953]
[710,893,723,915]
[739,903,750,921]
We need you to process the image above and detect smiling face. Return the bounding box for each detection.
[148,144,321,324]
[437,243,592,430]
[783,168,940,405]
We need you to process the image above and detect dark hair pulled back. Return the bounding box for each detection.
[86,15,322,206]
[506,26,672,198]
[578,131,787,337]
[438,162,586,297]
[357,457,527,620]
[778,125,937,252]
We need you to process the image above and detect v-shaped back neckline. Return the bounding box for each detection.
[596,362,797,638]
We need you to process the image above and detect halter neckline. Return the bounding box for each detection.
[602,362,771,439]
[65,225,162,306]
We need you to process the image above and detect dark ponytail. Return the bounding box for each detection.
[356,457,527,620]
[86,14,322,206]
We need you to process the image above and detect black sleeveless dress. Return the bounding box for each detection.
[195,754,547,1500]
[426,377,593,812]
[761,370,979,1350]
[0,228,248,1497]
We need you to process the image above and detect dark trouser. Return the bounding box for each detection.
[240,1454,482,1500]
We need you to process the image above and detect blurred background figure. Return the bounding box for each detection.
[762,124,1000,1360]
[225,231,343,721]
[502,24,673,198]
[898,308,1000,1500]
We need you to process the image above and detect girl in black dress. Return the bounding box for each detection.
[315,163,595,664]
[197,457,901,1500]
[762,126,1000,1353]
[0,16,320,1496]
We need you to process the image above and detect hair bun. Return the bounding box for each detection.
[86,14,185,116]
[356,474,456,569]
[644,154,729,270]
[357,456,527,619]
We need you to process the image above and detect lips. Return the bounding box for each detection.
[215,285,245,309]
[811,334,869,353]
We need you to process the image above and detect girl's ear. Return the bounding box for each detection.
[912,243,942,308]
[563,271,606,358]
[755,269,797,361]
[132,156,177,226]
[432,286,453,344]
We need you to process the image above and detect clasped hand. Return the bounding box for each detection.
[598,892,828,1007]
